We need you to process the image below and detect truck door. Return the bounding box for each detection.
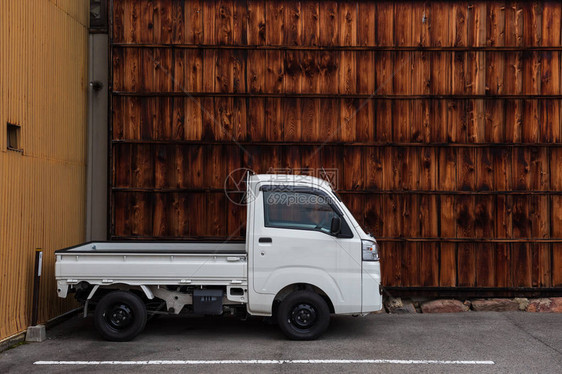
[251,186,362,313]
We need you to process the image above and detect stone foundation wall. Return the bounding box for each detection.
[383,297,562,314]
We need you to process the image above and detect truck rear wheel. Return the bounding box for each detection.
[277,291,330,340]
[94,291,147,341]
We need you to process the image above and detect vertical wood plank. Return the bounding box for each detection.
[476,243,495,287]
[532,243,551,288]
[512,243,532,287]
[216,0,234,45]
[338,0,356,46]
[375,1,393,46]
[419,147,437,190]
[284,0,302,46]
[266,0,284,45]
[495,243,511,287]
[202,0,216,45]
[553,244,562,287]
[301,1,320,46]
[318,99,339,141]
[551,196,562,237]
[171,0,185,44]
[551,148,562,191]
[265,97,283,141]
[439,147,457,191]
[247,50,265,93]
[474,195,495,238]
[247,98,265,141]
[476,147,494,191]
[364,195,383,236]
[457,243,476,287]
[357,2,376,47]
[420,243,439,286]
[530,195,549,238]
[420,195,439,237]
[402,242,421,287]
[185,0,203,44]
[340,99,356,142]
[343,147,363,190]
[232,0,247,45]
[440,243,457,286]
[458,148,476,191]
[300,98,320,141]
[496,195,513,238]
[284,50,302,93]
[383,194,400,238]
[355,98,375,141]
[365,146,383,190]
[456,195,475,238]
[247,0,266,45]
[318,1,339,46]
[339,51,356,94]
[512,195,530,238]
[282,97,301,141]
[318,51,339,94]
[266,50,284,93]
[375,100,392,142]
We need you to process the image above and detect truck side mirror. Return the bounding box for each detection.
[330,216,341,235]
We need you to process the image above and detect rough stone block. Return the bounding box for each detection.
[25,325,46,342]
[471,298,520,312]
[384,297,416,314]
[384,297,402,313]
[527,298,562,313]
[421,299,469,313]
[395,299,417,314]
[514,298,529,311]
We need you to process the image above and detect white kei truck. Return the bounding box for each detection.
[55,174,382,341]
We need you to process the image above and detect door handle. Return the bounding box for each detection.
[259,237,272,243]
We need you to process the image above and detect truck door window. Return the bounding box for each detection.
[263,191,338,234]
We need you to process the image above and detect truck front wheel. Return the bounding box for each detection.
[277,291,330,340]
[94,291,147,341]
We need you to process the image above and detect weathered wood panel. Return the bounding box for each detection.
[111,0,562,295]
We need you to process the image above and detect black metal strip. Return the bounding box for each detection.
[111,43,562,52]
[111,91,562,99]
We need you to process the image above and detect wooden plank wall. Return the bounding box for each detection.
[0,0,89,341]
[110,0,562,294]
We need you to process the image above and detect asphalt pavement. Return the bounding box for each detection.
[1,311,561,373]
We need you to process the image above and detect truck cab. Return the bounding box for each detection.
[55,173,382,341]
[246,174,382,317]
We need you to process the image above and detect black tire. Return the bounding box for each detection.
[277,291,330,340]
[94,291,147,341]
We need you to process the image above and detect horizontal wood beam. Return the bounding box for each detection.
[111,140,562,148]
[110,187,562,195]
[112,92,562,100]
[107,235,562,244]
[112,43,562,52]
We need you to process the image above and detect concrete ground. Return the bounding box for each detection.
[0,312,561,374]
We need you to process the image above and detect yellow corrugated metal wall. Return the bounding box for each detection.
[0,0,89,341]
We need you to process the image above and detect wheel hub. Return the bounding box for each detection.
[106,304,133,329]
[290,303,317,329]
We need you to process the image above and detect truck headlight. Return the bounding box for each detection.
[362,240,379,261]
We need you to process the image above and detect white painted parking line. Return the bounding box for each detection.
[34,359,495,366]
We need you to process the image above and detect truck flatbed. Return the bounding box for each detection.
[55,241,246,254]
[55,241,247,295]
